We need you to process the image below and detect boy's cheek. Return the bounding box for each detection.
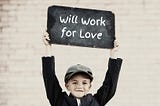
[65,85,72,91]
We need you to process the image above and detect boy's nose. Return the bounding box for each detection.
[77,83,83,88]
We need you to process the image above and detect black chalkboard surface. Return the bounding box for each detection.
[47,5,115,48]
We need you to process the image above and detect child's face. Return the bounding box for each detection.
[65,74,91,98]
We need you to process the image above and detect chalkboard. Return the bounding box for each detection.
[47,5,115,48]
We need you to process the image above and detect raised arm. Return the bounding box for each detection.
[42,32,62,105]
[94,40,123,105]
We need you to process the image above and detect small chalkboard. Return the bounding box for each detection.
[47,5,115,48]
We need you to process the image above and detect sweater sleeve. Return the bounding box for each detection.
[42,56,62,105]
[94,58,123,106]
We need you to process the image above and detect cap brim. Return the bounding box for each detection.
[65,71,93,83]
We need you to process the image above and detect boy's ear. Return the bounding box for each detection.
[89,84,92,89]
[65,83,71,91]
[65,83,69,89]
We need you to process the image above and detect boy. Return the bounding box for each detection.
[42,33,123,106]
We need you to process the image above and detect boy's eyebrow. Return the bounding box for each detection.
[71,79,78,81]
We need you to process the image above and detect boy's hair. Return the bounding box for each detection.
[64,64,93,83]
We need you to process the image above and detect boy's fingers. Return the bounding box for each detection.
[114,40,119,47]
[115,43,119,47]
[43,32,50,40]
[42,32,51,46]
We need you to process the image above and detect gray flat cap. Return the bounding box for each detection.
[64,64,93,83]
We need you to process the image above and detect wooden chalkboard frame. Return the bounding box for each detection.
[47,5,115,49]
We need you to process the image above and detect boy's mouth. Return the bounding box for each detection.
[75,90,84,92]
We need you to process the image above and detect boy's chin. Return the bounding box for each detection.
[72,93,85,98]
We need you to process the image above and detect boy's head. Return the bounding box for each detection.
[64,64,93,98]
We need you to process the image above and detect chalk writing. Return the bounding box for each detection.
[81,17,106,26]
[59,15,105,40]
[59,15,78,24]
[79,29,102,39]
[61,27,77,38]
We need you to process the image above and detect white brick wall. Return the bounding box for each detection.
[0,0,160,106]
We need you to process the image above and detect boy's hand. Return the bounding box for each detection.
[42,31,51,46]
[110,40,119,59]
[42,31,52,56]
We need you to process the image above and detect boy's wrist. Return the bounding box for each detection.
[110,51,117,59]
[109,48,119,59]
[45,45,52,56]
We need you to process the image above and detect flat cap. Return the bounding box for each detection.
[64,64,93,83]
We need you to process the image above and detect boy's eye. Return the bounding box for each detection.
[72,82,77,84]
[82,82,88,85]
